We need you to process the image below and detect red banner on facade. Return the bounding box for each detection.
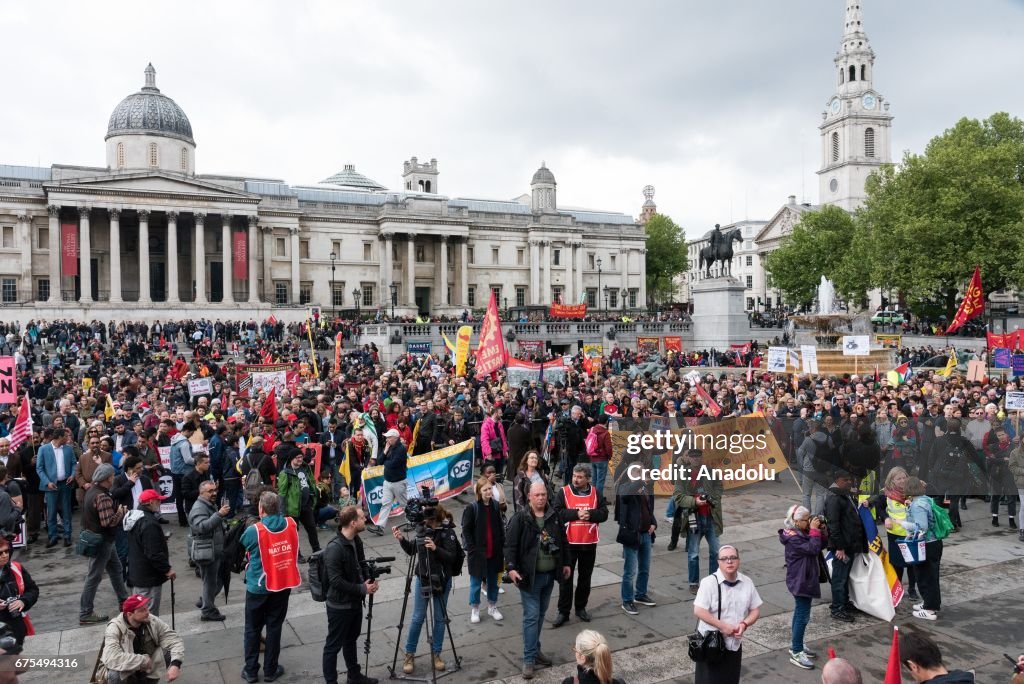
[517,340,545,355]
[475,291,507,378]
[61,222,79,276]
[232,230,247,280]
[664,336,683,354]
[550,303,587,318]
[637,337,661,353]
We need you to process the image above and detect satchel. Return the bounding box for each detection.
[687,580,727,664]
[615,523,639,548]
[191,535,215,564]
[75,529,104,558]
[488,437,504,455]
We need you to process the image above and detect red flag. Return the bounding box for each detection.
[258,386,279,425]
[874,365,880,385]
[261,349,273,365]
[746,362,753,384]
[8,397,32,452]
[987,330,1019,350]
[267,315,278,326]
[945,266,984,334]
[474,291,507,378]
[695,384,722,417]
[884,626,902,684]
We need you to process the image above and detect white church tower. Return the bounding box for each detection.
[818,0,893,211]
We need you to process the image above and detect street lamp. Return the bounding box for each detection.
[504,296,508,319]
[329,251,337,313]
[597,257,603,315]
[353,287,361,320]
[389,282,398,319]
[604,291,609,314]
[621,287,628,313]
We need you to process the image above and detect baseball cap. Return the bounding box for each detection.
[383,428,401,438]
[122,594,152,613]
[139,489,167,505]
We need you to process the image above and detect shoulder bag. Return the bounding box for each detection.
[687,579,727,664]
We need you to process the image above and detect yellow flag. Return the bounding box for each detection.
[454,325,472,377]
[936,348,958,377]
[104,394,115,421]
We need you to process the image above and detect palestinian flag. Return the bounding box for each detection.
[886,362,912,387]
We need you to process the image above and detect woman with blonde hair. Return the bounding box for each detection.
[461,475,505,624]
[862,466,919,600]
[561,629,624,684]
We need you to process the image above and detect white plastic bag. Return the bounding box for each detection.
[848,552,895,621]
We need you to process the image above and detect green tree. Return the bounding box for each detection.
[856,112,1024,316]
[763,205,858,307]
[644,214,689,306]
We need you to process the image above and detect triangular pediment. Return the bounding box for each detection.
[45,171,257,200]
[754,203,821,246]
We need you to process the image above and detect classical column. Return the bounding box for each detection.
[193,213,206,304]
[541,240,551,305]
[166,212,179,303]
[621,247,630,306]
[18,214,31,301]
[288,225,299,304]
[574,241,584,306]
[459,238,469,307]
[261,226,273,302]
[638,248,647,309]
[250,216,261,304]
[438,236,449,306]
[221,214,232,303]
[108,209,122,303]
[79,207,92,303]
[138,210,151,303]
[379,232,393,301]
[47,205,60,302]
[406,233,416,305]
[563,242,574,304]
[529,239,540,305]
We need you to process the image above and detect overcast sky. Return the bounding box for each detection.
[4,1,1023,235]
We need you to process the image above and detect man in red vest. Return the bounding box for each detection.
[551,463,608,628]
[240,491,300,683]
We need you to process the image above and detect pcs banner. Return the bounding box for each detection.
[362,439,476,525]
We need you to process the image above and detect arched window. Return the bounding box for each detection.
[116,143,125,169]
[418,180,425,191]
[831,132,840,162]
[849,65,856,82]
[865,128,875,158]
[838,68,844,85]
[148,142,158,167]
[180,147,188,171]
[861,64,866,81]
[424,180,431,193]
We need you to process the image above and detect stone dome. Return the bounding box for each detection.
[531,162,556,185]
[106,64,194,144]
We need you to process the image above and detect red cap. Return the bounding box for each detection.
[139,402,151,410]
[122,594,152,613]
[139,489,167,505]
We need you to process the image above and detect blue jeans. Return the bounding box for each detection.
[519,570,556,664]
[620,532,651,603]
[45,484,73,541]
[830,555,852,612]
[469,563,499,606]
[405,576,450,655]
[666,497,677,518]
[791,595,812,653]
[591,462,608,498]
[686,514,720,584]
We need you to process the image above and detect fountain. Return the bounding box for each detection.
[789,277,858,348]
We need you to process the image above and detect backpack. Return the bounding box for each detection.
[223,515,257,574]
[307,536,341,602]
[0,489,22,537]
[243,452,267,504]
[448,529,466,577]
[585,429,600,458]
[928,499,954,540]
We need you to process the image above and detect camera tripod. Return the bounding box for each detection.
[387,529,462,682]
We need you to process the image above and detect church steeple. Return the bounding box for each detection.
[817,0,893,211]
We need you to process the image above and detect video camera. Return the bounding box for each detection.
[405,485,439,526]
[361,557,395,581]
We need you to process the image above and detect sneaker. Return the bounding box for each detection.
[432,653,446,672]
[803,647,818,659]
[634,595,657,606]
[913,608,937,621]
[470,606,480,624]
[487,604,503,621]
[621,602,639,615]
[240,669,258,683]
[912,603,924,611]
[663,515,673,523]
[907,588,920,601]
[830,610,855,623]
[789,651,814,670]
[79,613,108,625]
[403,653,415,674]
[498,586,505,594]
[522,663,535,680]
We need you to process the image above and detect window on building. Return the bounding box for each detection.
[865,127,875,158]
[332,285,345,307]
[553,249,561,266]
[831,132,840,162]
[629,289,638,308]
[180,147,188,171]
[516,286,526,307]
[447,285,453,303]
[332,241,341,257]
[609,290,618,308]
[491,286,501,303]
[746,255,753,267]
[861,64,866,81]
[747,297,755,310]
[36,279,49,301]
[363,243,372,261]
[610,255,616,270]
[745,275,753,289]
[838,68,844,85]
[766,297,773,309]
[116,143,125,169]
[275,237,286,257]
[586,288,597,307]
[299,282,312,305]
[467,246,474,264]
[362,284,374,307]
[1,226,13,248]
[275,282,288,305]
[588,253,595,270]
[1,278,15,303]
[517,248,524,265]
[849,65,856,82]
[468,285,476,308]
[148,143,158,167]
[416,244,425,262]
[491,247,499,265]
[300,240,310,259]
[38,226,48,250]
[552,286,563,304]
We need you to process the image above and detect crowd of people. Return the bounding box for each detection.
[0,316,1022,682]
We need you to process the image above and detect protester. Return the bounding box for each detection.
[322,505,379,684]
[373,429,408,530]
[277,449,321,560]
[616,454,657,614]
[823,469,867,623]
[552,463,608,627]
[481,406,509,475]
[692,545,762,684]
[901,476,944,621]
[187,480,229,622]
[560,629,624,684]
[168,422,197,526]
[124,490,174,615]
[673,448,723,594]
[181,453,214,520]
[461,476,505,624]
[779,505,823,670]
[0,537,38,645]
[587,414,613,495]
[37,426,76,548]
[864,466,919,600]
[98,595,185,683]
[1011,440,1024,543]
[514,451,551,512]
[900,629,976,682]
[80,463,130,625]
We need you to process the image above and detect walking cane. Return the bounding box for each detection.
[170,576,176,630]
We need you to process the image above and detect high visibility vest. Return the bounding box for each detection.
[254,518,301,592]
[563,485,599,545]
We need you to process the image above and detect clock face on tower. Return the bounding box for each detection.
[862,94,877,110]
[830,178,839,193]
[830,98,841,115]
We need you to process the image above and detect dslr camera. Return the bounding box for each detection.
[361,557,395,581]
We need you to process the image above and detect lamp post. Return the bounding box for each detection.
[621,287,628,313]
[604,291,609,315]
[504,296,508,319]
[389,282,397,319]
[329,251,337,313]
[353,287,361,320]
[597,257,603,316]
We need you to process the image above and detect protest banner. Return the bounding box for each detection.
[1005,391,1024,411]
[583,344,604,358]
[235,362,300,398]
[875,334,902,349]
[1013,355,1024,378]
[506,358,567,387]
[362,439,475,524]
[157,447,177,516]
[188,377,213,398]
[842,335,870,356]
[0,357,16,403]
[517,340,545,355]
[800,345,819,374]
[766,347,788,373]
[994,348,1012,369]
[550,302,587,318]
[664,336,683,354]
[637,337,661,354]
[406,341,432,355]
[454,325,472,377]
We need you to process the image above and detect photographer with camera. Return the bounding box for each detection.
[0,537,37,646]
[322,505,380,684]
[552,463,608,628]
[392,495,462,675]
[278,449,321,560]
[673,449,723,595]
[504,480,571,680]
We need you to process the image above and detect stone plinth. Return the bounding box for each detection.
[690,277,749,350]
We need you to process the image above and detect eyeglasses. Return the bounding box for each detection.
[718,556,740,562]
[0,550,10,556]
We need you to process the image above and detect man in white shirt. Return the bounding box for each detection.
[692,545,762,684]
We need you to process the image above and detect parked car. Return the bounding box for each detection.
[871,310,904,325]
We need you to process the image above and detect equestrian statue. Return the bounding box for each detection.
[698,223,743,278]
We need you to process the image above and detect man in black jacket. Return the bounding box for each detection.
[823,469,868,623]
[125,489,175,614]
[322,505,379,684]
[504,481,571,680]
[551,463,609,627]
[182,453,215,518]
